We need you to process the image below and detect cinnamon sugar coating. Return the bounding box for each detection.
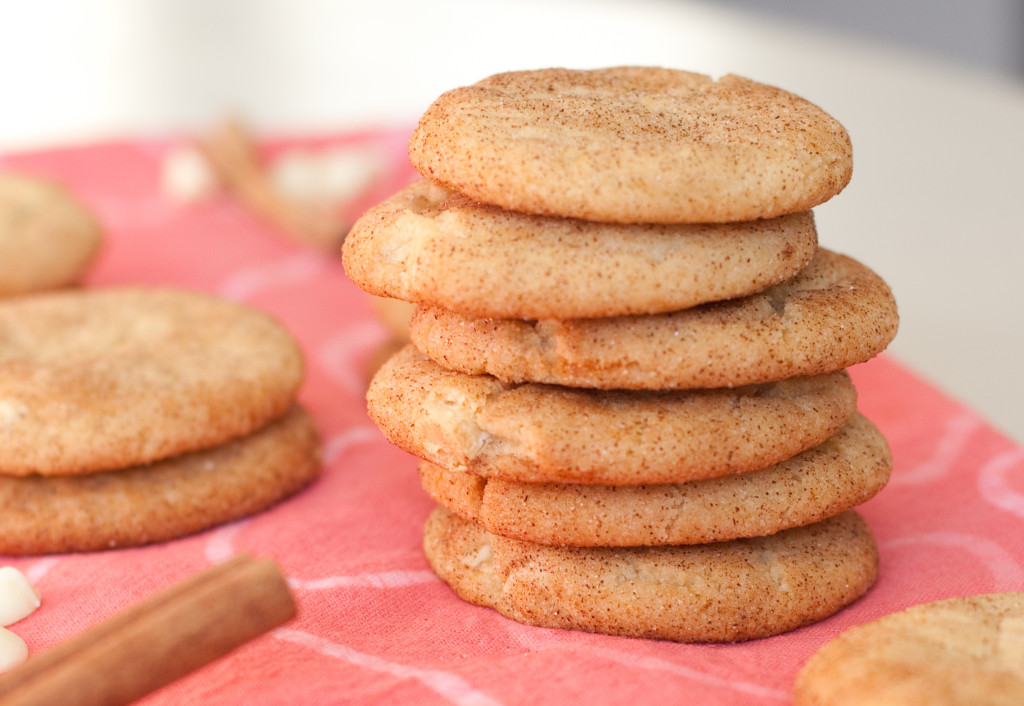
[410,249,898,390]
[0,406,320,554]
[409,68,852,223]
[794,592,1024,705]
[344,178,818,319]
[424,506,878,643]
[0,288,305,475]
[419,413,891,546]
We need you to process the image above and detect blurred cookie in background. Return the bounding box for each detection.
[0,172,103,297]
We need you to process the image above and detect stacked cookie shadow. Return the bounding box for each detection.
[0,178,321,554]
[344,68,899,642]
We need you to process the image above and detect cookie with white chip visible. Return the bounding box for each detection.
[368,345,858,484]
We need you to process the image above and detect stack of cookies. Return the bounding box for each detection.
[344,67,899,642]
[0,288,321,554]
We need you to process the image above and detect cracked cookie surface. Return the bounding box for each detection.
[794,592,1024,705]
[0,287,304,475]
[343,179,818,319]
[424,506,878,642]
[410,249,898,390]
[419,412,891,546]
[409,68,853,223]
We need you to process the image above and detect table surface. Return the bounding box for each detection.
[2,0,1023,444]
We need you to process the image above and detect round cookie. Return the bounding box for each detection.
[419,412,891,546]
[408,67,853,223]
[0,405,321,554]
[366,344,856,481]
[0,172,103,297]
[410,248,898,390]
[424,506,878,643]
[343,179,818,319]
[793,592,1024,705]
[0,287,305,476]
[369,345,858,484]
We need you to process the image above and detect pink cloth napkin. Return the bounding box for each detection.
[2,132,1022,705]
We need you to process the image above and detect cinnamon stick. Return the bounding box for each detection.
[200,120,349,251]
[0,554,296,706]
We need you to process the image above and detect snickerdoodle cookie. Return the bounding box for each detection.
[424,506,878,642]
[369,345,857,484]
[419,412,890,546]
[794,592,1024,705]
[344,179,818,319]
[0,172,103,297]
[410,249,897,390]
[409,67,852,223]
[0,287,304,475]
[0,406,321,554]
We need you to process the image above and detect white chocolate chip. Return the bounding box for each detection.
[0,567,41,627]
[162,146,218,203]
[0,400,27,429]
[0,627,28,673]
[463,545,492,571]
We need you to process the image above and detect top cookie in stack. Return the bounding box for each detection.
[344,67,899,643]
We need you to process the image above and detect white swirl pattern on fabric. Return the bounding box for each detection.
[323,427,389,466]
[317,323,392,397]
[881,532,1024,589]
[977,448,1024,521]
[890,411,983,486]
[273,628,504,706]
